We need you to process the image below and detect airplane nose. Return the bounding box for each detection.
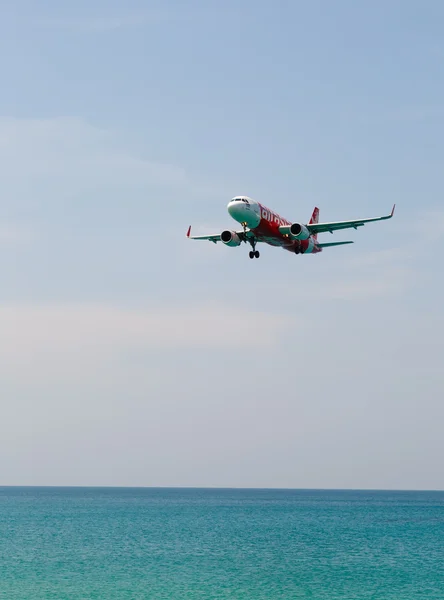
[228,199,260,228]
[228,201,243,222]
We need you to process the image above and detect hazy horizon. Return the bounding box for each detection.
[1,486,444,492]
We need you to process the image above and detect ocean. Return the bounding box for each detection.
[0,487,442,599]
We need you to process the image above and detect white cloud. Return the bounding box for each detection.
[0,116,187,187]
[0,116,231,224]
[314,247,414,300]
[0,302,296,379]
[0,223,35,245]
[251,246,413,302]
[418,208,444,240]
[346,246,412,267]
[319,266,410,300]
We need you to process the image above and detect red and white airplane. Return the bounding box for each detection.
[187,197,395,258]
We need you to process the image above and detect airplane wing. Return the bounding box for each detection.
[186,229,222,244]
[186,226,252,244]
[307,204,396,235]
[317,241,354,248]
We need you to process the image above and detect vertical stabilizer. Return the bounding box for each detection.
[309,207,319,240]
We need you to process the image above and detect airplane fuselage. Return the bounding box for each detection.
[227,196,321,254]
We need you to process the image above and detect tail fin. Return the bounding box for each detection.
[309,207,319,240]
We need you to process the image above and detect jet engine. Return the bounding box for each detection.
[221,230,242,247]
[289,223,310,240]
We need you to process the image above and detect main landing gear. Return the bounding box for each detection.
[248,237,260,259]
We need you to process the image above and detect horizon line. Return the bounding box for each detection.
[0,485,442,492]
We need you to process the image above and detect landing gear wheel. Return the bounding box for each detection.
[254,251,260,258]
[249,251,254,259]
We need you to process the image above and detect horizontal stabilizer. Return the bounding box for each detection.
[317,241,354,248]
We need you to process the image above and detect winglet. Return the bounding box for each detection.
[391,204,396,217]
[186,225,191,238]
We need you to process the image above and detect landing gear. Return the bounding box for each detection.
[247,235,260,259]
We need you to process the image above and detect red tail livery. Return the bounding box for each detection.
[309,207,320,242]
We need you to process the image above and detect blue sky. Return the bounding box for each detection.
[0,0,443,489]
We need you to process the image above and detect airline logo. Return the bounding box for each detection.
[260,205,290,227]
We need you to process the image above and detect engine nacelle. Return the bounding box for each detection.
[221,230,242,247]
[300,237,315,254]
[289,223,310,240]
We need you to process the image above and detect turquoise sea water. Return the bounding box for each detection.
[0,488,443,599]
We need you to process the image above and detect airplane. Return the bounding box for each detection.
[186,197,395,258]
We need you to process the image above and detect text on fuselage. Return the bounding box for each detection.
[261,206,290,227]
